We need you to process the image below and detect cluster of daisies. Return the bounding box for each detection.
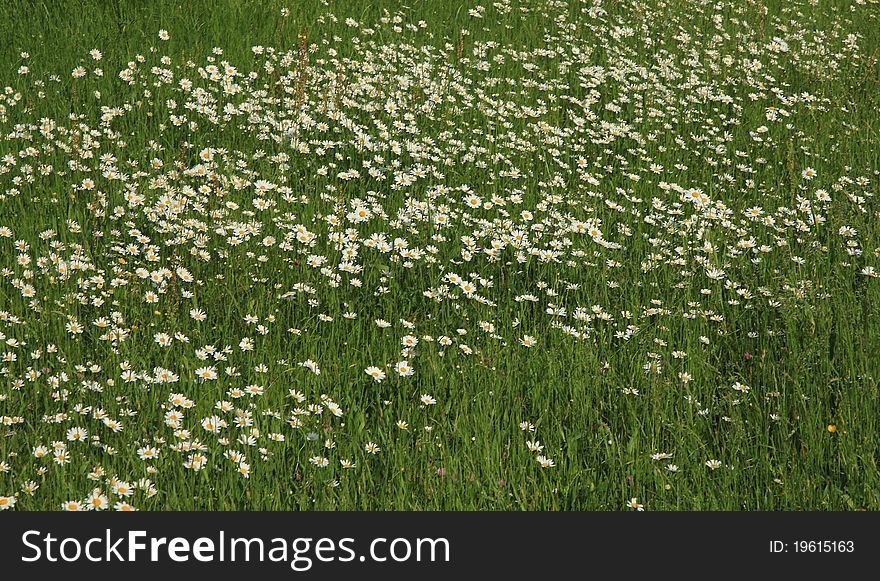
[0,0,877,509]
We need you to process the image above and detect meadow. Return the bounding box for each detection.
[0,0,878,511]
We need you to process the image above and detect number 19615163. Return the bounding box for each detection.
[770,540,854,553]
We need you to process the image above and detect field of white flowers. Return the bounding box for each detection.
[0,0,877,511]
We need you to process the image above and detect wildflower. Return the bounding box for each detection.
[365,366,386,383]
[300,359,321,375]
[395,361,414,377]
[195,367,218,381]
[732,382,750,394]
[86,492,109,511]
[66,321,84,335]
[626,498,644,511]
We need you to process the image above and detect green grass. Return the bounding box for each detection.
[0,0,877,511]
